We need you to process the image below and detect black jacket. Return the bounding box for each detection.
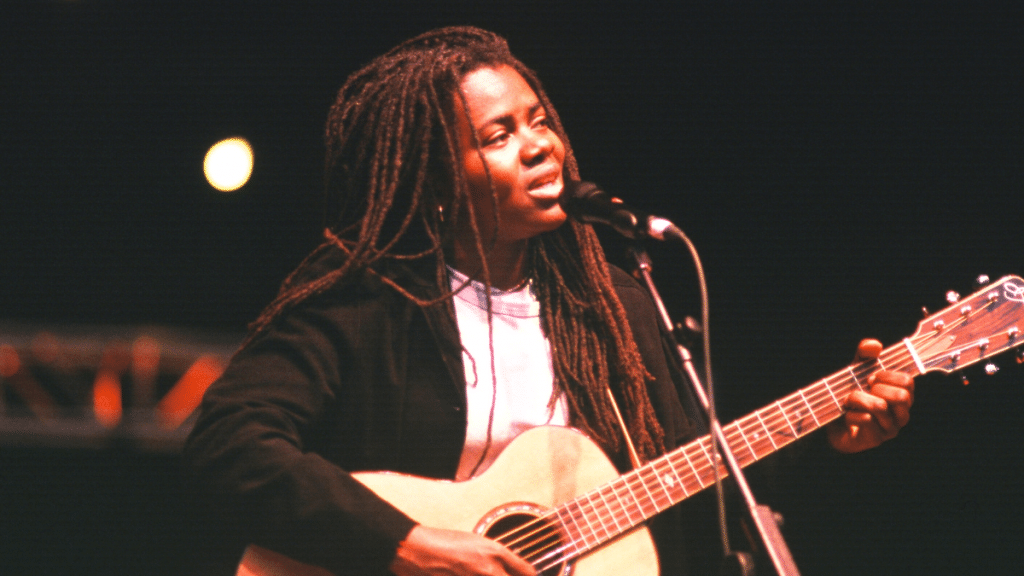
[183,246,698,575]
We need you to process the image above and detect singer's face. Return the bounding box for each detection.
[453,65,567,248]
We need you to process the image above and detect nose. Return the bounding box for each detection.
[521,128,557,166]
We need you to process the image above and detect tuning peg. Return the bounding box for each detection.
[1015,349,1024,364]
[985,363,1000,376]
[946,291,961,304]
[921,306,930,318]
[976,275,991,287]
[960,373,970,386]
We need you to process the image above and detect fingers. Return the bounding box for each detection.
[843,394,900,439]
[873,371,914,424]
[854,338,884,361]
[497,547,538,576]
[391,526,537,576]
[830,339,917,453]
[844,371,914,435]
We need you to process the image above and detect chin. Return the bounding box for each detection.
[539,206,569,229]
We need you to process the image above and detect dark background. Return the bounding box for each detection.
[2,1,1022,575]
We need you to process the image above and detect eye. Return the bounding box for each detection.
[482,130,510,147]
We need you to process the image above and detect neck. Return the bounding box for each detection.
[449,237,530,291]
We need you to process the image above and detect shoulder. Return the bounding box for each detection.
[607,263,639,288]
[240,268,403,359]
[606,264,654,315]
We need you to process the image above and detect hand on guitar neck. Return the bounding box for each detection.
[390,525,537,576]
[826,338,916,454]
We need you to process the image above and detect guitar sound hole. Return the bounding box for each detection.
[481,508,572,576]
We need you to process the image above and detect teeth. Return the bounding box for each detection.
[532,177,557,190]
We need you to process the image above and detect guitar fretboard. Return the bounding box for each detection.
[552,346,918,560]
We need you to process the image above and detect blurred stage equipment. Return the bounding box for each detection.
[0,323,239,452]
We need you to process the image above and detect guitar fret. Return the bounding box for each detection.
[611,476,643,524]
[776,400,800,438]
[629,474,653,521]
[680,446,707,490]
[749,417,776,458]
[754,409,778,450]
[556,502,586,551]
[591,491,617,541]
[639,469,665,512]
[636,468,666,516]
[649,462,677,510]
[823,377,843,410]
[605,481,631,529]
[595,487,625,534]
[554,506,586,556]
[652,457,688,501]
[786,394,816,437]
[564,499,590,551]
[847,367,865,392]
[663,453,696,498]
[625,478,649,525]
[797,388,821,427]
[619,474,646,520]
[734,420,758,464]
[578,492,608,544]
[669,457,689,497]
[697,438,723,482]
[634,468,662,516]
[631,470,659,517]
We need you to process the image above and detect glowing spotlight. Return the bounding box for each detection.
[204,137,253,192]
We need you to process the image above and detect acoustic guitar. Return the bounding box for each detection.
[238,275,1024,576]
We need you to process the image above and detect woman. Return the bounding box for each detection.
[184,27,913,576]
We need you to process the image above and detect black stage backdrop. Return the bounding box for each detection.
[2,2,1022,575]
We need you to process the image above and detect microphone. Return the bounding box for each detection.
[563,181,683,241]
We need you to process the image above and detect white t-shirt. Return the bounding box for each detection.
[448,268,569,481]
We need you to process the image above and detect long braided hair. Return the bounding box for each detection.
[247,26,665,463]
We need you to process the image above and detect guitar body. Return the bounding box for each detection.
[238,426,658,576]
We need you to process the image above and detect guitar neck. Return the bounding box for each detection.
[553,342,921,558]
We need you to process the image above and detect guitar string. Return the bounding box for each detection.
[573,316,1009,568]
[518,299,1014,569]
[708,288,1007,495]
[592,360,911,568]
[499,349,920,570]
[503,522,565,569]
[522,445,701,564]
[495,342,928,570]
[503,372,859,570]
[729,346,915,461]
[495,463,665,568]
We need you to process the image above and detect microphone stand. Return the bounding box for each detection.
[628,243,801,576]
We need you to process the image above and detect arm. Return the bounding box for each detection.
[182,304,418,575]
[184,295,538,576]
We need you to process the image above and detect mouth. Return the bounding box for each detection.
[527,170,563,200]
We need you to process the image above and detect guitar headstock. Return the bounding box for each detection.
[910,275,1024,374]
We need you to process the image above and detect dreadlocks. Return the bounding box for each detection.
[245,26,665,463]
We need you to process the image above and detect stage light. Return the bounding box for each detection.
[93,370,122,428]
[156,355,224,429]
[204,137,253,192]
